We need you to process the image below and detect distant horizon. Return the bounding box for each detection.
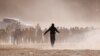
[0,17,99,30]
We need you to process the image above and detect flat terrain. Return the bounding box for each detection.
[0,48,100,56]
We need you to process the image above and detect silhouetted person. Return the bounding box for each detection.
[44,23,60,47]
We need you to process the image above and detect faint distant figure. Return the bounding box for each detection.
[44,23,60,47]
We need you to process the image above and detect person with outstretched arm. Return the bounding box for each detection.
[44,23,60,47]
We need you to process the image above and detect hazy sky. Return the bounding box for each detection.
[0,0,100,28]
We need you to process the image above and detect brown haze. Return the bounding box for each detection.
[0,0,100,28]
[0,1,100,56]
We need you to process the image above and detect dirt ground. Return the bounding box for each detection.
[0,48,100,56]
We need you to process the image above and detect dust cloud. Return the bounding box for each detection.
[6,29,100,50]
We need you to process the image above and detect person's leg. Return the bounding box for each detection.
[50,34,55,47]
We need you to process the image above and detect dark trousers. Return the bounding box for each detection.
[50,34,55,46]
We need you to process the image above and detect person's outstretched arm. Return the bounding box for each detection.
[55,28,60,33]
[44,28,50,35]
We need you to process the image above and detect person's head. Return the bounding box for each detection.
[51,23,55,27]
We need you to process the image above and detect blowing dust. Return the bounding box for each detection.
[13,29,100,50]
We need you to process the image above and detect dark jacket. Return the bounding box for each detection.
[44,26,59,35]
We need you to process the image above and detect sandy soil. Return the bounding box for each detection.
[0,48,100,56]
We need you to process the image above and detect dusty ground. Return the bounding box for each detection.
[0,48,100,56]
